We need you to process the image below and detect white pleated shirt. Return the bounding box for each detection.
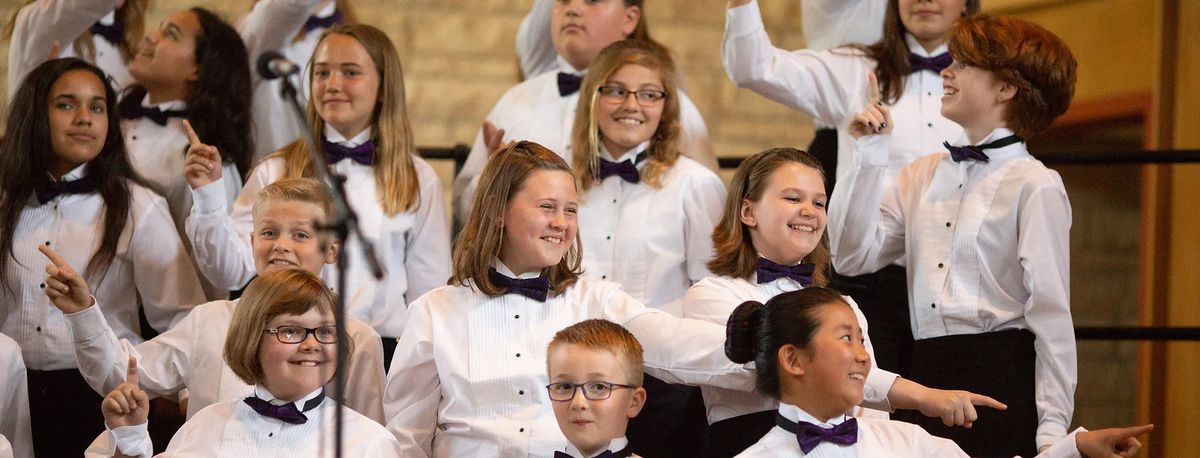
[0,333,32,458]
[828,129,1076,449]
[579,146,725,313]
[384,263,755,458]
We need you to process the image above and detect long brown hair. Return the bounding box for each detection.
[451,141,582,298]
[270,24,420,216]
[570,39,681,191]
[852,0,980,104]
[708,148,830,286]
[4,0,147,63]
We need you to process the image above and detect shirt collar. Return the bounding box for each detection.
[324,125,373,147]
[49,162,90,183]
[139,93,187,111]
[778,402,850,429]
[253,384,324,408]
[564,437,630,458]
[491,258,543,280]
[556,55,585,76]
[598,141,650,165]
[98,11,116,26]
[949,127,1027,162]
[904,33,949,58]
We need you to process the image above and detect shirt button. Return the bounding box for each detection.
[945,222,951,227]
[938,263,944,268]
[518,390,525,395]
[515,353,521,357]
[519,428,525,432]
[39,283,45,288]
[44,241,51,246]
[268,433,274,437]
[601,275,607,279]
[514,314,520,319]
[927,92,933,96]
[931,303,937,308]
[132,135,138,140]
[606,236,611,240]
[36,326,41,332]
[958,184,963,189]
[611,199,617,203]
[927,123,933,127]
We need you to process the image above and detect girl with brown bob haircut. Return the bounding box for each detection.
[387,140,755,457]
[833,13,1079,457]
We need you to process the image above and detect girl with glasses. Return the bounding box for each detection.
[569,38,725,456]
[89,268,401,456]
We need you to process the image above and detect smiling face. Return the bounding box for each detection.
[251,200,338,276]
[741,162,827,267]
[258,307,336,402]
[46,69,109,177]
[128,10,200,91]
[940,61,1012,135]
[312,33,381,138]
[548,344,646,456]
[898,0,968,50]
[788,303,871,420]
[550,0,640,70]
[595,64,664,159]
[498,170,579,276]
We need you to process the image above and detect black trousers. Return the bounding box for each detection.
[702,410,776,458]
[28,368,106,457]
[830,264,914,378]
[894,329,1038,458]
[627,375,708,458]
[382,335,399,373]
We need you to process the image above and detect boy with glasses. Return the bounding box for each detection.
[546,319,647,458]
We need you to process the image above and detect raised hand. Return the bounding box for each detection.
[483,121,514,156]
[182,119,224,189]
[848,72,893,139]
[39,244,94,314]
[917,387,1007,428]
[101,357,150,429]
[1076,424,1153,458]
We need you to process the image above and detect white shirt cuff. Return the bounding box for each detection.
[64,301,108,342]
[854,134,892,168]
[726,0,766,39]
[1040,427,1085,458]
[109,423,152,458]
[189,177,229,216]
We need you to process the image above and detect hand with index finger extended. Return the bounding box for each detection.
[182,119,223,190]
[1076,424,1153,458]
[38,244,94,314]
[848,71,894,139]
[101,357,149,429]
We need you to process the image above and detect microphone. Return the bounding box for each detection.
[257,50,299,80]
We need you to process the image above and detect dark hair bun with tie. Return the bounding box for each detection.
[725,300,765,364]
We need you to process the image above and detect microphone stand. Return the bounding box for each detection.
[276,72,384,458]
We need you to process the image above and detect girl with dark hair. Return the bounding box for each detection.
[118,7,252,241]
[726,288,1150,457]
[384,141,751,457]
[5,0,148,97]
[184,24,450,366]
[683,147,1000,457]
[832,14,1080,456]
[722,0,980,380]
[241,0,358,160]
[0,57,203,457]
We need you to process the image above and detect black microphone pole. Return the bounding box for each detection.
[263,51,385,458]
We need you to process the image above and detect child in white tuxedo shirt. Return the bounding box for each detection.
[831,14,1081,456]
[0,333,33,458]
[43,178,385,424]
[384,141,754,457]
[86,269,401,457]
[0,57,203,456]
[183,24,451,367]
[726,287,1150,458]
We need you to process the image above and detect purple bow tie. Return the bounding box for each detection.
[557,72,583,97]
[489,268,550,302]
[777,414,858,453]
[35,176,97,205]
[909,52,953,75]
[302,10,344,34]
[119,104,187,127]
[90,18,124,46]
[553,447,631,458]
[756,258,815,286]
[324,140,375,166]
[943,134,1024,163]
[597,158,640,183]
[243,391,324,425]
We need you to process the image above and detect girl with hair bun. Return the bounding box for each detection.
[683,147,1001,457]
[726,288,1150,458]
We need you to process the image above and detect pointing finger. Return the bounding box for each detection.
[182,119,202,146]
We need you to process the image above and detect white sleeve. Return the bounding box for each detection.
[1017,181,1076,450]
[1036,427,1084,458]
[721,0,868,126]
[0,335,32,458]
[515,0,558,79]
[130,194,206,331]
[677,93,719,172]
[343,320,387,424]
[6,0,118,96]
[403,161,453,303]
[681,171,725,284]
[827,135,908,275]
[66,304,193,399]
[184,171,264,291]
[680,280,742,326]
[383,299,439,457]
[601,288,755,391]
[238,0,321,75]
[85,423,153,458]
